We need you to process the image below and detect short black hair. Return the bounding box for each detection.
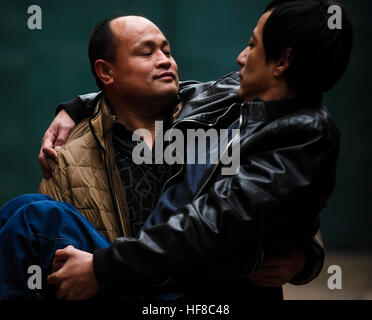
[88,16,120,90]
[262,0,353,94]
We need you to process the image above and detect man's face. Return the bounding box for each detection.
[237,11,276,101]
[109,17,179,106]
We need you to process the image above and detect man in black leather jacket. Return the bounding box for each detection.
[39,0,352,299]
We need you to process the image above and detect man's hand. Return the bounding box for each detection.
[47,245,99,300]
[38,109,76,179]
[247,247,305,287]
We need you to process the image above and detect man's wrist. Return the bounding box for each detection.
[55,97,83,125]
[55,92,101,125]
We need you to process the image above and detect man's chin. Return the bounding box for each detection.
[154,89,178,104]
[158,85,179,98]
[238,87,246,99]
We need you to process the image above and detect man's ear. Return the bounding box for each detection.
[274,48,293,77]
[94,59,114,86]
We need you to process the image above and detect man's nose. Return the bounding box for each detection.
[237,47,248,66]
[156,51,172,69]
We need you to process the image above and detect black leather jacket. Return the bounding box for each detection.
[58,72,339,299]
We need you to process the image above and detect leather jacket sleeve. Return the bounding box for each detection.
[53,76,232,125]
[93,107,339,290]
[55,92,101,124]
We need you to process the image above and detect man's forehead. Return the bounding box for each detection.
[135,38,170,48]
[111,15,154,28]
[257,11,272,32]
[111,16,159,35]
[250,12,270,41]
[252,30,258,40]
[110,16,166,44]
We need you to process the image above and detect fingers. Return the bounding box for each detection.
[54,109,76,148]
[47,266,64,289]
[48,246,75,299]
[54,245,75,259]
[42,130,58,160]
[52,245,74,270]
[43,145,58,160]
[38,127,68,179]
[38,148,52,179]
[247,255,299,287]
[38,109,76,178]
[54,126,71,148]
[47,271,59,284]
[52,256,66,273]
[49,248,70,277]
[39,129,58,178]
[47,272,66,299]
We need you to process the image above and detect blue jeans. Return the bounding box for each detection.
[0,194,181,300]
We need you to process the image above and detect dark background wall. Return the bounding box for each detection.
[0,0,370,250]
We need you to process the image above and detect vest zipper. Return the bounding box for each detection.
[89,115,131,237]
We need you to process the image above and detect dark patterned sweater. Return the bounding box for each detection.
[112,122,172,237]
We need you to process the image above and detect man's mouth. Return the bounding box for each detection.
[153,72,176,80]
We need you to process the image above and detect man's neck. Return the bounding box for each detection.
[247,82,297,102]
[105,95,167,149]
